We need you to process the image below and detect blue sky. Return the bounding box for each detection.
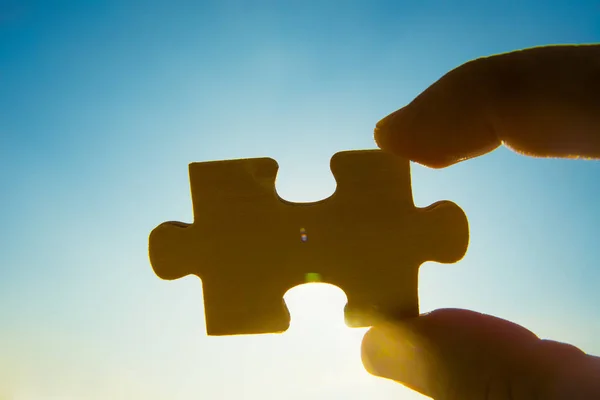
[1,1,599,399]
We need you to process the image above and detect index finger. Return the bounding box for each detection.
[375,44,600,168]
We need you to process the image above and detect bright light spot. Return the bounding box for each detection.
[284,282,348,331]
[277,283,376,392]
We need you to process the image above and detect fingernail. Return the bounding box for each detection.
[362,326,431,392]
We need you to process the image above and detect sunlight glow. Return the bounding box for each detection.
[284,282,350,331]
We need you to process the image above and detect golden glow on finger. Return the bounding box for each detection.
[279,284,437,398]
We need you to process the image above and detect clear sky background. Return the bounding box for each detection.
[1,1,599,399]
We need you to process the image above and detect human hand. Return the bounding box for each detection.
[362,309,600,399]
[362,44,600,399]
[374,44,600,168]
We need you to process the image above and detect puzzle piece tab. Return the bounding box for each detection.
[149,150,469,336]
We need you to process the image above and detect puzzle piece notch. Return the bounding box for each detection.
[148,149,469,336]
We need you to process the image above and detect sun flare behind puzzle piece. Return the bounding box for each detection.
[148,149,469,336]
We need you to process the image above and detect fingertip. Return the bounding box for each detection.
[373,108,434,165]
[375,56,503,168]
[374,108,483,170]
[374,120,465,169]
[373,110,410,158]
[361,322,435,395]
[361,327,384,377]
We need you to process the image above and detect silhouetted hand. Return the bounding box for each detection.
[362,44,600,399]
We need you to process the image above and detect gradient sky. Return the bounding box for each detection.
[1,1,599,399]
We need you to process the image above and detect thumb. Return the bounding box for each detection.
[361,309,598,399]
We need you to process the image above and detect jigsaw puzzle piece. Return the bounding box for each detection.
[148,150,469,336]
